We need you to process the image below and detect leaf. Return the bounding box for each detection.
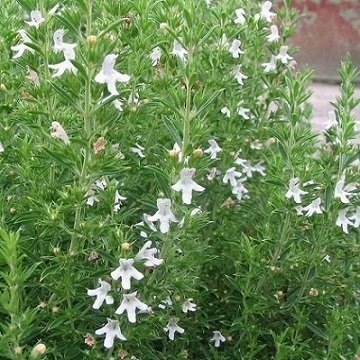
[49,81,78,108]
[98,18,127,39]
[194,88,224,117]
[161,116,182,146]
[306,322,327,340]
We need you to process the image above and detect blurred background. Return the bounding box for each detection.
[290,0,360,81]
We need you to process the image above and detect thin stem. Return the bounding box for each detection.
[182,77,192,155]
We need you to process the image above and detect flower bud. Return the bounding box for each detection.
[52,306,60,313]
[168,149,178,158]
[309,288,319,297]
[9,208,16,214]
[86,35,97,45]
[30,343,46,358]
[121,242,131,250]
[192,148,203,157]
[0,83,7,90]
[159,22,169,30]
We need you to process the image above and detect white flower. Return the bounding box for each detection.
[95,178,107,190]
[325,111,338,130]
[115,291,148,323]
[336,209,353,234]
[111,258,144,290]
[223,167,242,187]
[95,319,126,348]
[172,168,205,205]
[218,33,229,48]
[252,162,266,176]
[221,106,231,118]
[49,47,77,77]
[285,177,307,204]
[232,180,249,200]
[26,66,40,85]
[250,140,263,150]
[262,55,277,72]
[334,175,356,204]
[229,39,244,58]
[164,317,185,340]
[131,143,145,158]
[255,1,276,22]
[323,254,331,263]
[95,54,130,96]
[266,25,280,42]
[182,298,197,313]
[158,296,172,310]
[0,142,4,153]
[114,190,127,213]
[172,40,188,62]
[85,188,99,206]
[349,206,360,228]
[295,205,305,215]
[234,8,246,25]
[169,142,183,162]
[276,46,293,64]
[87,279,114,309]
[237,104,250,119]
[204,139,222,159]
[210,331,226,348]
[113,99,124,112]
[11,30,35,59]
[149,46,162,66]
[233,65,248,85]
[53,29,76,52]
[148,198,177,233]
[303,198,323,217]
[50,121,70,144]
[207,167,219,181]
[128,91,140,106]
[135,240,163,267]
[25,10,45,29]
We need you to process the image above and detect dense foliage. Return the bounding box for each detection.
[0,0,359,359]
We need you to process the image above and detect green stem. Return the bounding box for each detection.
[181,59,192,156]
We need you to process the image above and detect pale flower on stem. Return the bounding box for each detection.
[171,168,205,205]
[276,46,293,64]
[182,298,197,313]
[25,10,45,29]
[87,279,114,309]
[135,240,163,267]
[266,25,280,42]
[204,139,222,159]
[336,209,353,234]
[164,317,185,340]
[148,198,177,233]
[50,121,70,144]
[229,39,244,58]
[285,177,307,204]
[53,29,77,52]
[172,40,188,62]
[210,331,226,348]
[149,46,162,66]
[255,1,276,22]
[95,54,130,96]
[349,206,360,228]
[237,104,250,120]
[95,319,126,348]
[85,188,99,206]
[234,8,246,25]
[233,65,248,85]
[11,30,35,59]
[114,190,127,213]
[221,106,231,118]
[49,48,77,77]
[232,180,249,201]
[302,197,323,217]
[334,175,356,204]
[111,258,144,290]
[115,291,149,323]
[131,143,145,158]
[262,55,277,73]
[223,167,242,187]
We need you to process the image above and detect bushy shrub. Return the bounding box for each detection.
[0,0,359,359]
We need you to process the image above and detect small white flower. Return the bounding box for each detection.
[349,206,360,228]
[234,8,246,25]
[295,205,305,215]
[172,168,205,205]
[250,140,263,150]
[232,180,249,201]
[26,66,40,85]
[223,167,242,187]
[182,298,197,313]
[237,104,250,119]
[95,319,126,348]
[11,29,35,59]
[0,142,4,153]
[302,198,323,217]
[172,40,188,62]
[87,279,114,309]
[95,54,130,96]
[111,258,144,290]
[285,177,307,204]
[164,317,185,340]
[218,33,229,48]
[115,291,148,323]
[252,162,266,176]
[334,175,356,204]
[336,209,353,234]
[221,106,231,118]
[204,139,222,159]
[158,296,172,310]
[229,39,244,58]
[53,29,76,52]
[276,46,293,64]
[128,91,140,106]
[113,99,124,112]
[49,47,77,77]
[325,111,338,130]
[255,1,276,22]
[323,254,331,263]
[114,190,127,213]
[149,46,162,66]
[210,331,226,348]
[25,10,45,29]
[262,55,277,73]
[135,240,163,267]
[233,65,248,85]
[50,121,70,144]
[148,198,177,233]
[207,167,219,181]
[266,25,280,42]
[131,143,145,158]
[85,188,99,206]
[95,178,107,190]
